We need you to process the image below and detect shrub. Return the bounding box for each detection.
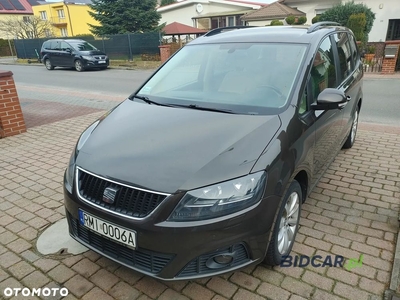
[270,20,284,26]
[285,15,295,25]
[295,16,307,25]
[367,45,376,54]
[312,16,320,24]
[347,13,366,42]
[320,1,375,43]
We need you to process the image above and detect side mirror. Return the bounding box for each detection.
[311,88,347,110]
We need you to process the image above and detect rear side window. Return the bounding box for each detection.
[309,36,337,101]
[347,33,360,65]
[50,41,60,50]
[333,33,353,80]
[42,41,51,50]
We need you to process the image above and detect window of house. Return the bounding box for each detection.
[45,29,52,37]
[333,33,353,80]
[40,11,47,20]
[387,19,400,41]
[23,16,30,23]
[60,28,68,37]
[228,16,234,27]
[58,9,65,18]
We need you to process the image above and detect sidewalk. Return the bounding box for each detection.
[0,84,399,300]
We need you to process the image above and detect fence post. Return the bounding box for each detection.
[127,33,133,61]
[21,40,28,59]
[102,36,106,53]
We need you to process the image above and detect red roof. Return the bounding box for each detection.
[163,22,208,35]
[0,0,40,14]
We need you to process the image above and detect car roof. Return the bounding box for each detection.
[43,39,85,43]
[190,24,350,45]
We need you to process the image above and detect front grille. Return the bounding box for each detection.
[178,243,250,277]
[77,168,168,218]
[94,56,106,60]
[69,213,174,274]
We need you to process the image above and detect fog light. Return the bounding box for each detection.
[214,255,234,265]
[206,252,236,269]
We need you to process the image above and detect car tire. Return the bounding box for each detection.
[264,180,302,266]
[74,60,84,72]
[44,59,54,70]
[343,107,359,149]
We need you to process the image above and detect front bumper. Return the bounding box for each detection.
[82,59,109,69]
[64,172,279,280]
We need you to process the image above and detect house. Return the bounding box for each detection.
[0,0,40,39]
[32,0,99,37]
[157,0,267,30]
[241,1,305,26]
[279,0,400,42]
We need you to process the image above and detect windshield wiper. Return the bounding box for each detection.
[133,95,170,107]
[171,104,234,114]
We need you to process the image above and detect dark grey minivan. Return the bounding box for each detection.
[64,23,363,280]
[41,39,109,72]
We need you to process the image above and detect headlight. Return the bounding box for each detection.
[81,55,95,61]
[65,121,99,189]
[168,172,266,221]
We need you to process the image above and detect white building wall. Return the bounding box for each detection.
[284,0,340,25]
[348,0,400,42]
[159,2,259,27]
[159,5,198,27]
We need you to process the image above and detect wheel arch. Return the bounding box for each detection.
[293,170,308,203]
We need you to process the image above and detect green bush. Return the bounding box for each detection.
[312,16,320,24]
[285,15,295,25]
[320,1,375,43]
[295,16,307,25]
[270,20,284,26]
[347,13,366,42]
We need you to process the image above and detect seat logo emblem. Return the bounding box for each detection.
[103,187,118,204]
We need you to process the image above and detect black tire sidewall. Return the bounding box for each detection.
[264,180,302,265]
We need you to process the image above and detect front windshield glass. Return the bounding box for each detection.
[69,41,98,51]
[137,42,307,115]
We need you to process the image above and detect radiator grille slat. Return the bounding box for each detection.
[77,169,167,218]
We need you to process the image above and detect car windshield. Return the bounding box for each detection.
[137,42,307,115]
[69,41,98,51]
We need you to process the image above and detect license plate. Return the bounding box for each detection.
[78,210,136,249]
[98,60,106,64]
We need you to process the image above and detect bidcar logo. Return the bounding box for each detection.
[280,254,364,271]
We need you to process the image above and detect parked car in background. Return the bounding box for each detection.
[64,23,363,280]
[40,39,109,72]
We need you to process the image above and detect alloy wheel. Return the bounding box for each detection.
[351,110,359,144]
[277,191,300,254]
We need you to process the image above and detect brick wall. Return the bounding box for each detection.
[0,70,26,138]
[381,41,400,75]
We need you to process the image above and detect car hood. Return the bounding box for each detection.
[76,100,281,193]
[79,50,106,56]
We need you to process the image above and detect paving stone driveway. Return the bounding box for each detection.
[0,86,399,300]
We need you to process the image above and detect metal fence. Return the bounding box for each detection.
[14,32,161,60]
[361,57,383,73]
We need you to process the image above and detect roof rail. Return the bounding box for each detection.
[204,26,255,37]
[307,22,341,33]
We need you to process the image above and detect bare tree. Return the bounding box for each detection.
[0,16,54,39]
